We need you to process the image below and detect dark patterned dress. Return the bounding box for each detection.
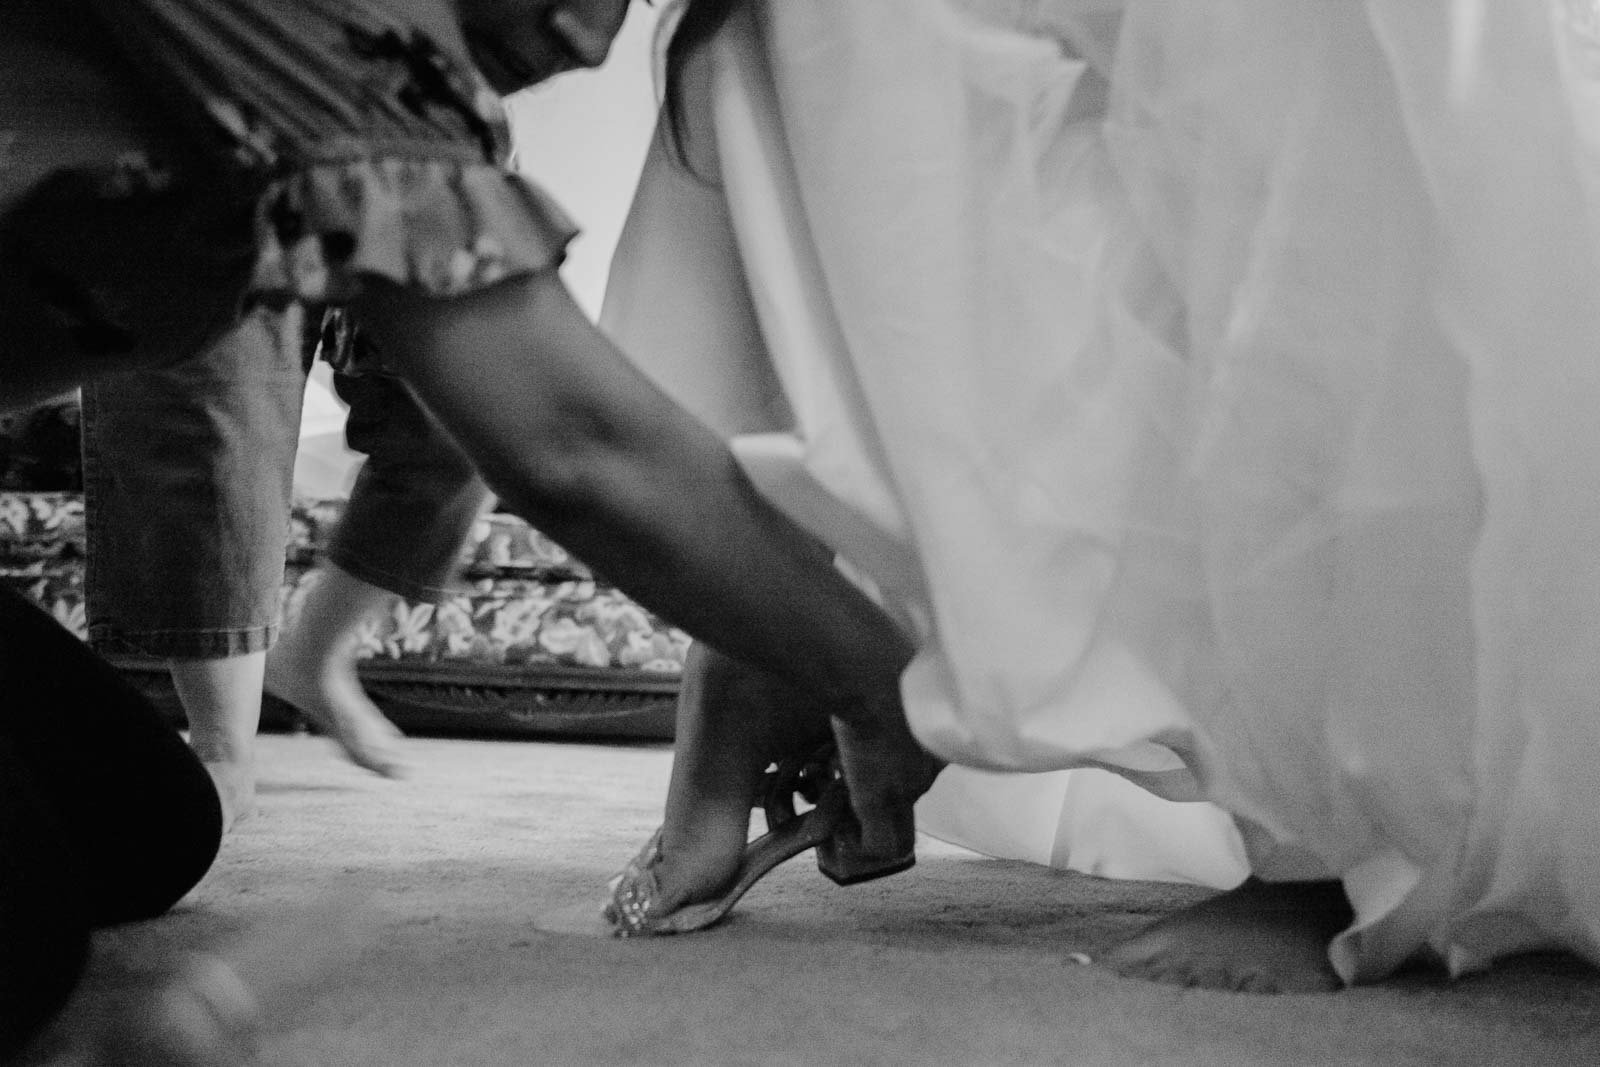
[0,0,577,385]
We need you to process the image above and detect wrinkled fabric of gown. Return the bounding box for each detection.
[607,0,1251,889]
[602,0,1600,983]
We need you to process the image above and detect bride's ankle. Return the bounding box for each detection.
[654,814,749,904]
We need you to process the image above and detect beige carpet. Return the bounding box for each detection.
[89,734,1600,1065]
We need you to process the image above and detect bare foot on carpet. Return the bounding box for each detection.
[264,641,408,779]
[605,645,940,933]
[1100,877,1353,994]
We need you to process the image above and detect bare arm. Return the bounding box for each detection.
[356,269,914,722]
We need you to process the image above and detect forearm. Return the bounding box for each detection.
[359,272,914,720]
[551,416,915,712]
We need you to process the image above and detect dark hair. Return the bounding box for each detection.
[660,0,744,172]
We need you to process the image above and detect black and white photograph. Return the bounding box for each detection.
[3,1,1600,1063]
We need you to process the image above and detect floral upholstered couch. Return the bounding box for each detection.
[0,403,685,739]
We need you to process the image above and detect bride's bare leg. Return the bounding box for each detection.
[1101,877,1352,994]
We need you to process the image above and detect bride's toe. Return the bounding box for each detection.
[605,830,671,936]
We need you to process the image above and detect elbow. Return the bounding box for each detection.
[469,410,650,545]
[474,437,613,530]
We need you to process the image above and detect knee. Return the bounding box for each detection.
[95,747,223,925]
[0,915,88,1058]
[109,830,219,924]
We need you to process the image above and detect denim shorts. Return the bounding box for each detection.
[82,306,489,659]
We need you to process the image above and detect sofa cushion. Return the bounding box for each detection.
[1,491,685,739]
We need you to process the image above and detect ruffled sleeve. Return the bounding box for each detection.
[83,0,582,304]
[250,155,579,303]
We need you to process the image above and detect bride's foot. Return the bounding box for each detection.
[607,767,848,936]
[1100,877,1353,994]
[607,646,835,931]
[264,644,408,779]
[606,644,946,934]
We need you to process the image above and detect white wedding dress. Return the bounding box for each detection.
[602,0,1600,983]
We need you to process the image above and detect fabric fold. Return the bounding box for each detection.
[253,157,576,303]
[84,0,579,307]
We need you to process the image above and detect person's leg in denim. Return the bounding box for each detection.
[85,306,489,790]
[265,366,490,777]
[81,304,307,830]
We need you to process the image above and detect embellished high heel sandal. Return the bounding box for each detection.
[604,744,917,937]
